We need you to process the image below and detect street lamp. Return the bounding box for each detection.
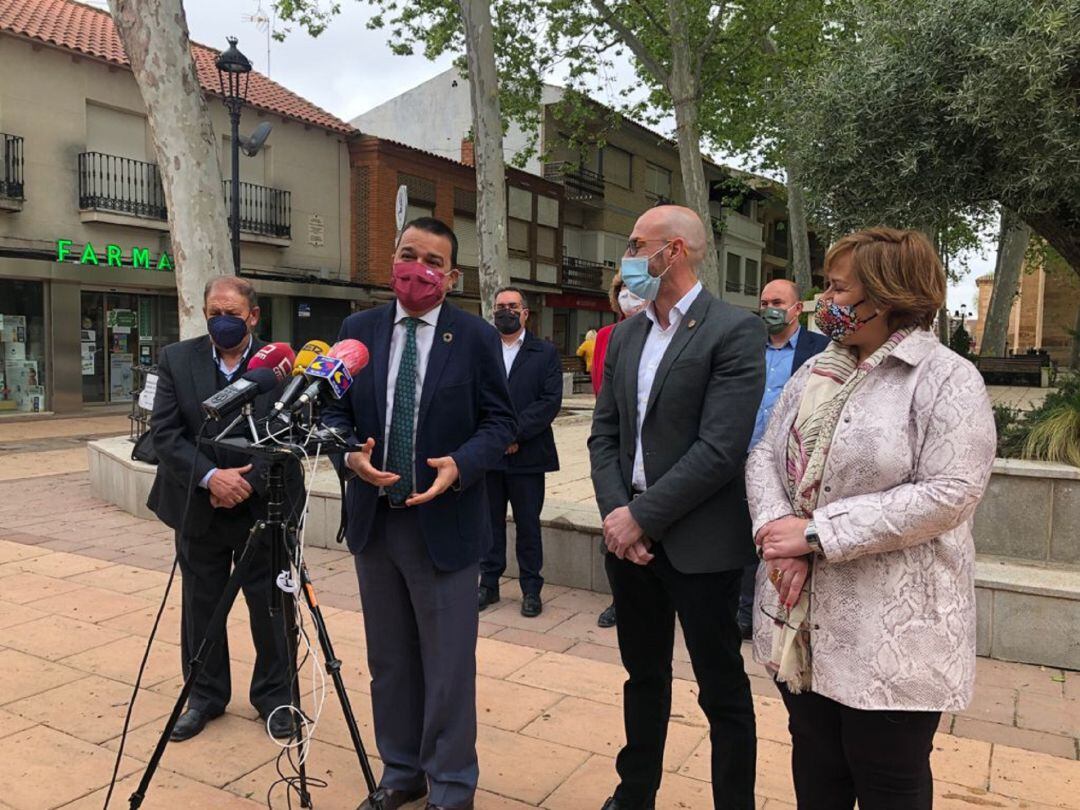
[215,37,252,274]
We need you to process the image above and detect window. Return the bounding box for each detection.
[536,195,559,227]
[537,225,557,259]
[86,103,149,162]
[508,185,532,220]
[508,218,530,253]
[745,259,760,296]
[1,281,46,413]
[453,216,479,267]
[725,252,742,293]
[602,146,632,188]
[645,162,672,199]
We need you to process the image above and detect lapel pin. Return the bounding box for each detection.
[687,319,697,329]
[442,331,453,343]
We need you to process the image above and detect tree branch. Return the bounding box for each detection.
[695,1,730,77]
[629,0,669,39]
[589,0,671,88]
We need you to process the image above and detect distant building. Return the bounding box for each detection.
[973,254,1080,365]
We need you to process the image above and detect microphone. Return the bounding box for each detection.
[291,338,370,412]
[273,340,331,415]
[248,342,296,382]
[293,340,330,375]
[201,367,281,420]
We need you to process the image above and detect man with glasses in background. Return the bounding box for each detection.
[479,287,563,617]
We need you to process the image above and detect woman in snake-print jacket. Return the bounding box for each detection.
[745,228,996,810]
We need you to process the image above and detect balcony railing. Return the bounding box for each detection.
[725,277,742,294]
[1,133,24,200]
[224,181,291,239]
[562,255,606,292]
[78,152,167,219]
[544,162,605,204]
[766,235,789,259]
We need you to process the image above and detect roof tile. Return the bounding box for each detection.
[0,0,354,135]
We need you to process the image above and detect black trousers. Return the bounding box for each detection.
[606,546,756,809]
[480,471,545,595]
[777,683,941,810]
[175,512,293,717]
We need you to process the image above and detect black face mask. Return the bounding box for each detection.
[494,309,521,335]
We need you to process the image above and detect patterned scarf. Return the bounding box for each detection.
[769,327,915,692]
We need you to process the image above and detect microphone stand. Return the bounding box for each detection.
[128,424,383,810]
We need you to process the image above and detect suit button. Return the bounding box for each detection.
[824,486,831,493]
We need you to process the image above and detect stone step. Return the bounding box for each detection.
[975,556,1080,671]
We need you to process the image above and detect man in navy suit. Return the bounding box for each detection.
[324,218,517,810]
[737,278,829,638]
[479,287,563,617]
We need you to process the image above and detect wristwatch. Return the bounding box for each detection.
[804,519,823,556]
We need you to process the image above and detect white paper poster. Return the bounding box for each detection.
[110,353,134,401]
[81,344,95,375]
[138,373,159,411]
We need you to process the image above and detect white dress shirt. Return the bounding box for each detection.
[632,281,703,491]
[383,301,442,466]
[501,331,526,377]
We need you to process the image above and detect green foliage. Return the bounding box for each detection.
[994,375,1080,467]
[785,0,1080,243]
[1022,376,1080,467]
[950,323,973,360]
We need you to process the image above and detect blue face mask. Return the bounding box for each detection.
[619,242,671,301]
[207,314,249,350]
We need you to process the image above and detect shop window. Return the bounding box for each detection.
[0,280,46,414]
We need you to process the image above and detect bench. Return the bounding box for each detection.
[974,356,1048,387]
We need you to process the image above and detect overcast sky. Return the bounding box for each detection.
[90,0,990,310]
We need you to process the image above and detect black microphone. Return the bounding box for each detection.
[201,367,281,420]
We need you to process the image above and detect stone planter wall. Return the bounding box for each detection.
[88,439,1080,669]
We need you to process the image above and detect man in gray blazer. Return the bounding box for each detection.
[589,205,765,810]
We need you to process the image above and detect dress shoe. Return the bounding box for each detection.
[169,708,222,741]
[262,710,299,740]
[478,584,500,611]
[357,785,427,810]
[520,593,542,618]
[600,797,654,810]
[424,801,473,810]
[597,603,616,628]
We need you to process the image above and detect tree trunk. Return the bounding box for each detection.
[981,209,1031,357]
[937,303,951,344]
[1071,304,1080,370]
[458,0,510,322]
[108,0,232,340]
[667,0,719,294]
[1020,206,1080,280]
[785,163,813,294]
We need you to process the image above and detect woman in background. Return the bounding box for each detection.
[591,272,646,628]
[576,329,598,373]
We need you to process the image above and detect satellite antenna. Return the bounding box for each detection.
[241,121,273,156]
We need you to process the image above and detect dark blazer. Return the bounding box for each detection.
[324,301,517,571]
[147,335,275,538]
[793,327,830,372]
[589,287,767,574]
[500,330,562,475]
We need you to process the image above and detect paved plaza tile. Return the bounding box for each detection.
[0,415,1077,808]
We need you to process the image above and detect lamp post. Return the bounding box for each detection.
[215,37,252,274]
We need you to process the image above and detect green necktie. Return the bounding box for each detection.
[386,317,420,505]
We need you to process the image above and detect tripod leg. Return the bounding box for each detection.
[272,526,312,808]
[130,522,267,810]
[296,561,382,802]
